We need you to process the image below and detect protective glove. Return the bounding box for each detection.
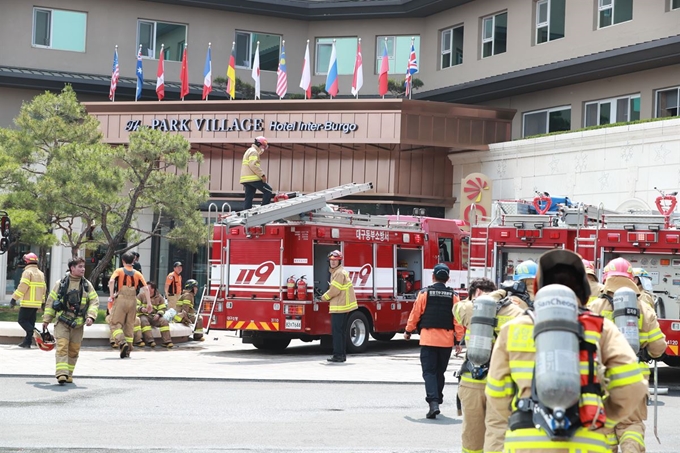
[10,299,16,308]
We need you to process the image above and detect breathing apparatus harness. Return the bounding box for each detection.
[52,274,90,328]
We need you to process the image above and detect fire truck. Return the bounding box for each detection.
[467,191,680,366]
[199,183,469,353]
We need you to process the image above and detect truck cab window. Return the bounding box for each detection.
[439,238,453,263]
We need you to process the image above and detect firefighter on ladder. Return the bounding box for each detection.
[240,136,272,210]
[484,249,647,453]
[453,277,524,452]
[588,257,667,453]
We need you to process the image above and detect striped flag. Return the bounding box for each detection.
[226,41,236,99]
[203,43,212,100]
[276,41,287,99]
[109,46,119,101]
[156,44,165,100]
[350,39,363,97]
[405,40,418,98]
[325,40,338,98]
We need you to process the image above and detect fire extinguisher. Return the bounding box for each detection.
[287,275,296,300]
[296,275,308,301]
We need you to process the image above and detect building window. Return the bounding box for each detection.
[656,87,680,118]
[441,25,464,69]
[375,36,420,74]
[32,8,87,52]
[137,20,187,61]
[598,0,632,28]
[672,0,680,10]
[523,106,571,137]
[482,11,507,58]
[315,37,358,75]
[536,0,565,44]
[235,31,281,71]
[584,95,640,126]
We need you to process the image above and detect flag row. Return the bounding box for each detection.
[109,38,418,102]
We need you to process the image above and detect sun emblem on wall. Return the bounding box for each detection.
[464,176,490,203]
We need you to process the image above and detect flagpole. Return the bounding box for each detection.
[382,37,387,100]
[279,40,284,100]
[355,38,360,99]
[409,37,414,100]
[331,39,335,100]
[159,44,164,101]
[182,43,187,101]
[229,41,235,100]
[135,44,142,103]
[112,45,117,102]
[206,42,211,101]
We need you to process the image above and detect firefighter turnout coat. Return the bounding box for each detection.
[13,264,46,309]
[454,290,524,453]
[175,290,204,340]
[239,144,266,183]
[588,276,666,453]
[322,265,358,314]
[484,313,647,453]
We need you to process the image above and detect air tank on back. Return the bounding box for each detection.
[613,287,640,354]
[467,295,497,367]
[533,284,581,413]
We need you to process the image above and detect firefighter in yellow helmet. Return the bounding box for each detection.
[583,259,603,306]
[42,257,99,384]
[484,249,647,453]
[240,136,272,210]
[633,267,655,309]
[588,257,666,453]
[12,253,46,348]
[174,279,204,341]
[453,277,523,452]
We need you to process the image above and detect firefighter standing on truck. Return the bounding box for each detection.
[404,264,458,419]
[174,279,204,341]
[11,253,46,348]
[484,249,647,453]
[42,257,99,385]
[240,136,272,210]
[109,252,152,358]
[165,261,183,310]
[321,250,357,363]
[588,257,666,453]
[454,277,524,452]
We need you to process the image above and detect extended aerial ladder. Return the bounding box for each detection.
[200,182,375,333]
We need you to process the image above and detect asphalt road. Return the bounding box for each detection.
[1,376,680,453]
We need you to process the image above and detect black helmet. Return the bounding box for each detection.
[184,279,199,291]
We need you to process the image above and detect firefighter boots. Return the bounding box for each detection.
[119,343,130,359]
[65,376,73,384]
[164,342,174,349]
[57,375,67,385]
[148,341,156,348]
[426,401,440,419]
[17,341,31,348]
[326,356,346,363]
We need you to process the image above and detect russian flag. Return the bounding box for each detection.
[325,40,339,98]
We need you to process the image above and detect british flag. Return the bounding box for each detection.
[405,41,418,98]
[109,47,119,101]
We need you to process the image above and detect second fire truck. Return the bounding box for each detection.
[200,183,469,353]
[467,191,680,366]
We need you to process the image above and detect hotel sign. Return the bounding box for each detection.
[124,117,359,134]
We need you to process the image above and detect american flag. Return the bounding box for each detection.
[276,41,287,98]
[405,41,418,98]
[109,47,119,101]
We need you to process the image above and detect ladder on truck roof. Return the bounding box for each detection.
[221,182,374,229]
[300,211,423,230]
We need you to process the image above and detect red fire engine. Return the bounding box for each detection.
[200,183,469,353]
[468,191,680,366]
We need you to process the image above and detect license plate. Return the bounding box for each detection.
[285,319,302,330]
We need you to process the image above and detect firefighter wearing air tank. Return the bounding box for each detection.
[454,277,524,452]
[174,279,204,341]
[588,257,667,453]
[584,259,604,305]
[484,250,647,453]
[42,257,99,385]
[633,267,655,309]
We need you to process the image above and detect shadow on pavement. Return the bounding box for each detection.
[28,380,88,393]
[404,414,461,425]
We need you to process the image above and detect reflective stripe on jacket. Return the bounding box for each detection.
[239,145,265,183]
[322,265,358,314]
[13,264,46,308]
[43,277,99,326]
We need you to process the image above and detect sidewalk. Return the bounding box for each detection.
[0,320,467,384]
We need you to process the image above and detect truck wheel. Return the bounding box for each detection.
[253,338,291,351]
[370,332,396,342]
[346,311,369,354]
